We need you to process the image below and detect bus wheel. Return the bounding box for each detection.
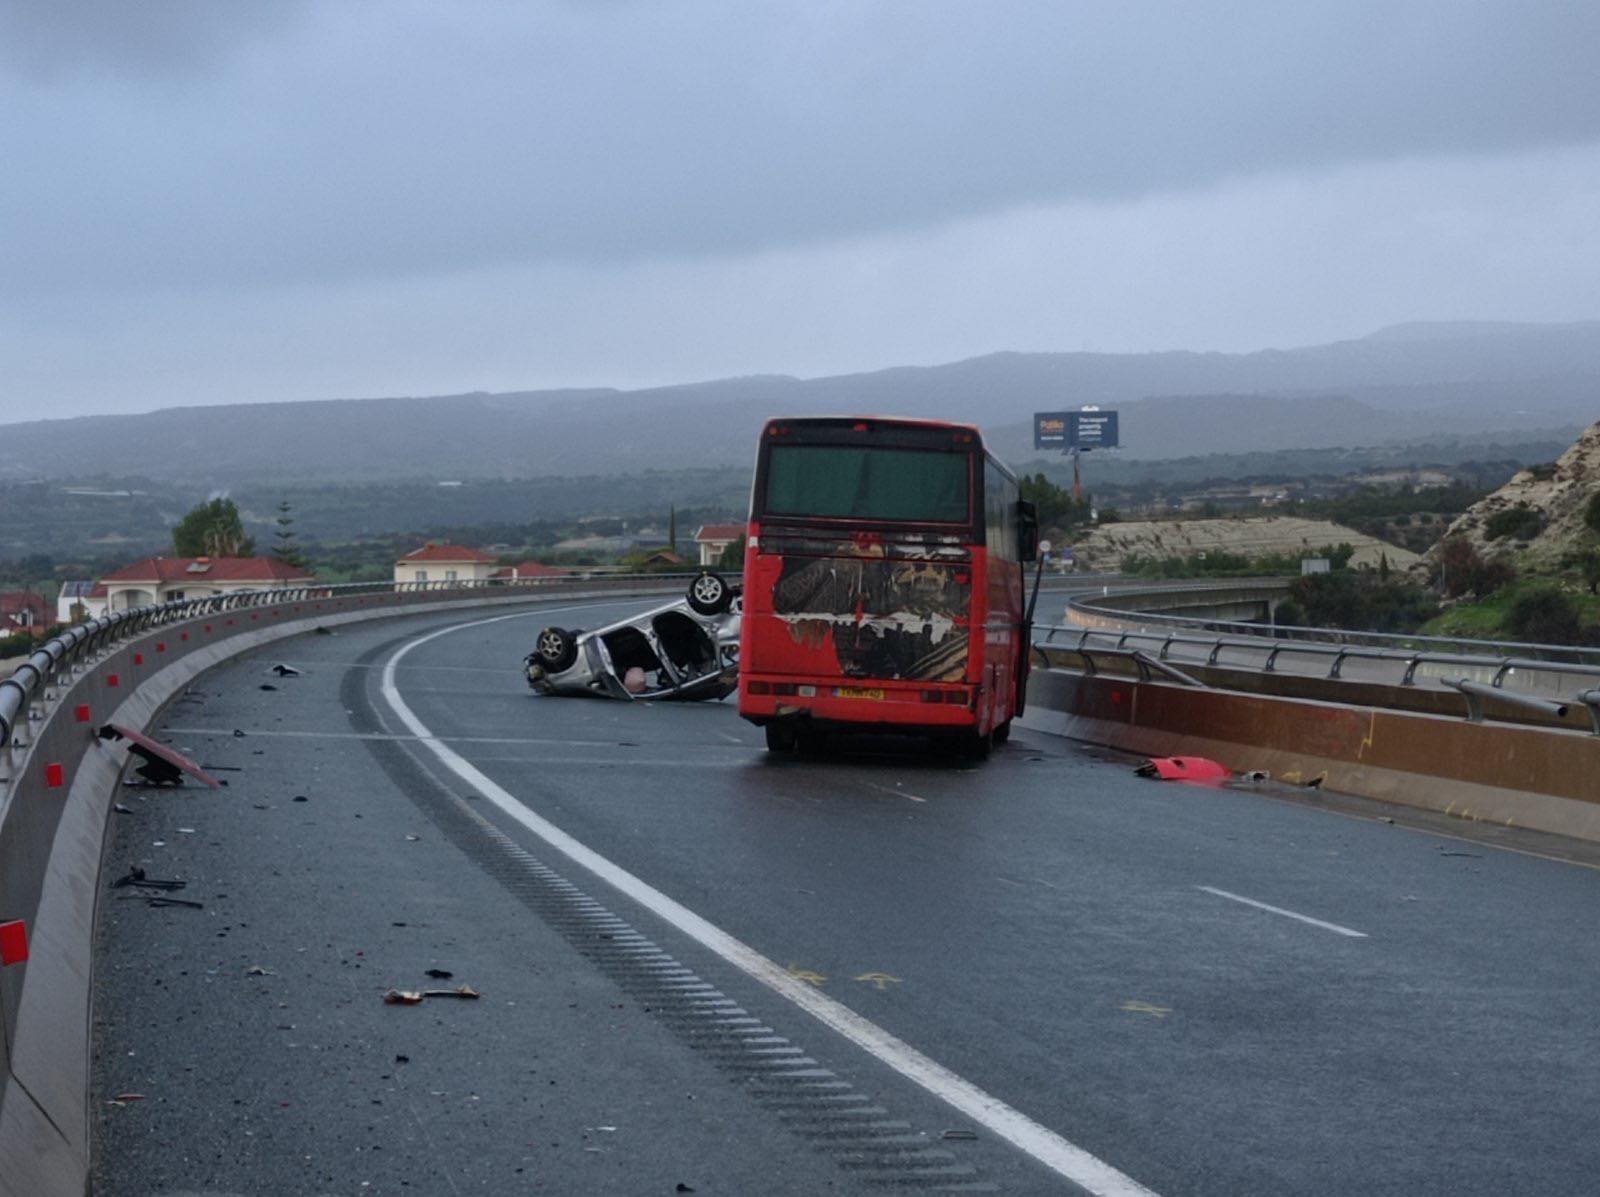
[764,723,798,752]
[993,720,1012,744]
[960,730,993,761]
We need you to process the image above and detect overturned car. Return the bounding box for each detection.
[524,572,741,701]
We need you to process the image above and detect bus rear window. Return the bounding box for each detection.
[763,445,969,522]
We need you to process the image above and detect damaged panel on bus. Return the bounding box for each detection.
[770,552,972,681]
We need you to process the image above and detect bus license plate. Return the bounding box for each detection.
[835,686,885,700]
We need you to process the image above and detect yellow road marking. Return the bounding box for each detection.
[854,971,903,991]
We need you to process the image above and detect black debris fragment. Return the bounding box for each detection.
[111,867,186,891]
[259,684,278,692]
[313,626,334,635]
[271,664,303,677]
[292,795,308,803]
[233,729,247,738]
[424,968,453,980]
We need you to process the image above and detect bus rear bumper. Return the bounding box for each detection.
[738,676,976,730]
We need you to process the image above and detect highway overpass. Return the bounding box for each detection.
[5,580,1600,1194]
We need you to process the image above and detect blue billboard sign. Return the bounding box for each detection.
[1033,409,1119,451]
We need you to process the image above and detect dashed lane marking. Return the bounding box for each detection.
[1197,885,1369,938]
[380,610,1161,1197]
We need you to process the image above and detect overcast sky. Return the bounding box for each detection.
[3,1,1598,422]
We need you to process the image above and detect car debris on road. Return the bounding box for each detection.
[525,571,741,702]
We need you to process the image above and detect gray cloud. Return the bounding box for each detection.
[3,1,1599,296]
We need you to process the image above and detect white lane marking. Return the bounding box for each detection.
[379,611,1158,1197]
[1197,886,1368,939]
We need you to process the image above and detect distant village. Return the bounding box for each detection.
[1,524,746,657]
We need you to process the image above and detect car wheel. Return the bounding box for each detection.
[687,570,733,616]
[764,722,798,752]
[534,626,578,673]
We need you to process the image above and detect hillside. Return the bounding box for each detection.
[2,321,1596,486]
[1072,516,1420,573]
[1423,421,1600,571]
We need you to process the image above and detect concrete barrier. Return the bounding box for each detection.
[1021,665,1600,842]
[0,581,680,1197]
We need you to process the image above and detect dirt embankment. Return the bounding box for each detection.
[1071,515,1419,572]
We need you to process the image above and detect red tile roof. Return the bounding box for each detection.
[492,561,570,579]
[396,543,498,564]
[99,556,315,584]
[0,592,49,618]
[693,523,745,543]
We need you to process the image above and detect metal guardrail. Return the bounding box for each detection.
[1064,584,1600,665]
[1038,604,1600,735]
[0,572,698,753]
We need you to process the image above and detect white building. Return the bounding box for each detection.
[393,543,499,585]
[692,523,744,567]
[97,556,316,611]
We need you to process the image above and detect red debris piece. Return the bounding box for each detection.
[0,920,28,965]
[98,724,221,789]
[1137,756,1231,782]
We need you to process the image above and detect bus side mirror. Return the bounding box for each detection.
[1017,500,1039,563]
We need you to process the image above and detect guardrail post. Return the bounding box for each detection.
[1579,689,1600,736]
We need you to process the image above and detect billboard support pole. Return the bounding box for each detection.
[1071,447,1082,500]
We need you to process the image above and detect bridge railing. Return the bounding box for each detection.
[0,572,701,759]
[1034,617,1600,735]
[1061,585,1600,666]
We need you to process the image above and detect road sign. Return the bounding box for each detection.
[1033,410,1119,451]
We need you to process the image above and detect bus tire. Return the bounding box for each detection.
[993,719,1012,744]
[764,723,798,752]
[687,571,733,616]
[960,730,993,761]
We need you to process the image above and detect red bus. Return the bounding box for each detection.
[738,416,1038,756]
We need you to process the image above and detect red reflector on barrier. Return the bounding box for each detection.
[156,642,166,652]
[204,624,213,633]
[180,632,188,641]
[1137,756,1231,782]
[44,762,64,788]
[0,921,27,966]
[107,673,120,687]
[74,704,90,723]
[132,652,143,665]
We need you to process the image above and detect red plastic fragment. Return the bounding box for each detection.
[0,921,28,965]
[1139,756,1231,782]
[44,762,64,788]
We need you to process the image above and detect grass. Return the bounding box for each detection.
[1421,578,1600,640]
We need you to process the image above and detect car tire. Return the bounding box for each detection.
[764,722,798,752]
[687,570,733,616]
[533,626,579,673]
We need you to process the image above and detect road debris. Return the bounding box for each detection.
[113,803,133,814]
[383,984,479,1005]
[271,663,303,677]
[107,1093,146,1106]
[246,965,276,976]
[1136,756,1231,782]
[292,795,308,803]
[111,867,186,891]
[405,833,421,842]
[259,684,278,691]
[120,895,205,909]
[424,968,454,980]
[941,1129,978,1140]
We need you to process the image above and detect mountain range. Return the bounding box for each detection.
[3,321,1595,485]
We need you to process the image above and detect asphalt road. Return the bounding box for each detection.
[93,596,1600,1195]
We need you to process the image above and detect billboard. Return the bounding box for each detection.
[1033,409,1119,451]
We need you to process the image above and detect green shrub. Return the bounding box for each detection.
[1505,588,1583,644]
[1484,504,1545,542]
[1585,491,1600,536]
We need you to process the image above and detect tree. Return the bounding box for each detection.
[1018,473,1091,532]
[1586,491,1600,537]
[272,500,306,568]
[718,537,745,570]
[173,497,255,557]
[668,504,678,553]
